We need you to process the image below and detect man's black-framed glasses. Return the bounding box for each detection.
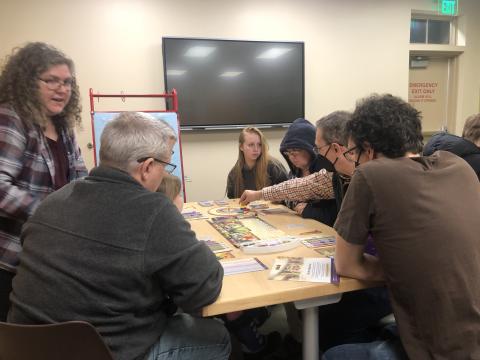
[343,146,363,167]
[313,143,331,156]
[137,157,176,174]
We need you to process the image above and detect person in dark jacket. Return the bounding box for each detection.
[279,118,338,226]
[423,114,480,180]
[8,112,230,360]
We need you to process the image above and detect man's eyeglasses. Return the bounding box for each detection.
[38,77,74,91]
[313,143,331,156]
[343,146,363,167]
[137,157,176,174]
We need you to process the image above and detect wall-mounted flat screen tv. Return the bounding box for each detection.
[162,37,304,129]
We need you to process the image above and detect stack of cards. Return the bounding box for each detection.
[258,208,290,215]
[248,203,269,210]
[301,236,336,248]
[197,200,214,207]
[202,239,231,253]
[199,237,235,261]
[222,258,268,276]
[181,210,207,220]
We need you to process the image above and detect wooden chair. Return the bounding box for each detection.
[0,321,114,360]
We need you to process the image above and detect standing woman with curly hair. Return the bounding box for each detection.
[0,42,87,320]
[226,127,287,198]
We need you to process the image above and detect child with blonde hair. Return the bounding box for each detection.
[157,173,183,211]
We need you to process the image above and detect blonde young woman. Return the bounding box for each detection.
[226,127,287,199]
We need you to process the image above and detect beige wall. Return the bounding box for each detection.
[453,0,480,134]
[1,0,479,200]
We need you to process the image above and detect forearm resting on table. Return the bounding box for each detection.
[334,234,385,282]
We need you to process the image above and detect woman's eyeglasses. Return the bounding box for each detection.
[38,77,74,91]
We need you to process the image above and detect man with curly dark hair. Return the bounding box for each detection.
[324,94,480,360]
[0,42,87,320]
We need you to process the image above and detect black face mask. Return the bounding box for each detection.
[314,153,335,172]
[314,144,336,170]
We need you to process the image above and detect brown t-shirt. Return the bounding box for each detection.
[334,151,480,359]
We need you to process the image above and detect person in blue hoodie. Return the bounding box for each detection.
[423,114,480,180]
[279,118,338,226]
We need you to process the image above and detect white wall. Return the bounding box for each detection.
[1,0,479,200]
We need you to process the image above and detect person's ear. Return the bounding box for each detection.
[368,148,376,160]
[331,143,342,154]
[363,143,375,160]
[139,158,155,180]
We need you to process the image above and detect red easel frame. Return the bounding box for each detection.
[89,88,186,200]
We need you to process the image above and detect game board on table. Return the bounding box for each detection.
[208,216,285,248]
[208,206,254,217]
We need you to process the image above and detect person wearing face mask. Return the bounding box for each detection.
[0,42,87,321]
[240,111,392,353]
[226,127,287,199]
[239,112,354,208]
[280,117,337,226]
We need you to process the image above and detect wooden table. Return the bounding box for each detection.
[184,201,378,359]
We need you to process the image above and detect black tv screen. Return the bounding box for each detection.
[162,37,304,129]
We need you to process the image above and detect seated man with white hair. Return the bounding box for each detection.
[8,112,231,360]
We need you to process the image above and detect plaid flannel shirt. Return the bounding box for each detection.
[0,106,87,271]
[262,168,335,202]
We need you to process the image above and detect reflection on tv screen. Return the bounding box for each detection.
[163,38,304,129]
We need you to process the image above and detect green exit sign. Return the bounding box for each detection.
[438,0,458,15]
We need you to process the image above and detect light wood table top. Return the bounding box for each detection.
[183,201,379,317]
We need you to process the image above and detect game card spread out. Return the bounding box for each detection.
[315,246,335,258]
[269,256,339,284]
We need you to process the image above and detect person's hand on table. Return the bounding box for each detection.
[294,202,307,215]
[239,190,262,205]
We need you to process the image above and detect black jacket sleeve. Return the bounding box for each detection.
[144,201,223,312]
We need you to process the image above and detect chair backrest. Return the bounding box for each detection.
[0,321,114,360]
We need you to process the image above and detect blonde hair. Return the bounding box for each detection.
[231,127,272,197]
[462,114,480,144]
[157,173,182,201]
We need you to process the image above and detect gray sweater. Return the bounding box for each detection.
[8,166,223,360]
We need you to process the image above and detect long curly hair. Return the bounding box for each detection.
[0,42,81,132]
[348,94,424,158]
